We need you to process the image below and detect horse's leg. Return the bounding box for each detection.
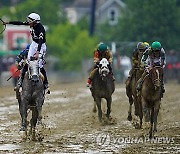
[142,97,150,122]
[126,86,133,121]
[134,96,139,117]
[149,107,154,138]
[153,101,160,133]
[19,99,28,140]
[36,96,44,124]
[93,101,97,113]
[19,100,28,131]
[106,97,112,119]
[138,96,143,129]
[31,107,38,141]
[95,97,102,122]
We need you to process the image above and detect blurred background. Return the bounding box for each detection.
[0,0,180,86]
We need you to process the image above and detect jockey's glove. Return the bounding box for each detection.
[15,62,22,70]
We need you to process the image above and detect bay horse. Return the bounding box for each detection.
[126,50,144,128]
[90,58,115,122]
[16,57,45,141]
[141,66,163,138]
[126,67,144,128]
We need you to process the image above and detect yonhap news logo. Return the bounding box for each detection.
[96,133,175,146]
[96,133,111,146]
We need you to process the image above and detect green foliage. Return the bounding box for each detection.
[47,23,99,70]
[98,0,180,54]
[0,0,65,25]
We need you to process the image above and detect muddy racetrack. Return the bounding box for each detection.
[0,81,179,153]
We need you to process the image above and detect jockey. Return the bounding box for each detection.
[87,42,114,87]
[136,41,166,93]
[15,44,30,67]
[125,42,147,86]
[4,13,50,93]
[14,44,29,90]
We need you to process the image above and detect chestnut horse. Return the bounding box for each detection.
[141,66,163,138]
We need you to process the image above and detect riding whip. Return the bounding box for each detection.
[7,69,19,81]
[0,18,6,34]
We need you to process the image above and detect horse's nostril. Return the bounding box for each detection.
[32,75,39,82]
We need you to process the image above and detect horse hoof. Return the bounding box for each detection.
[153,129,157,133]
[92,108,97,113]
[127,115,132,121]
[98,118,102,123]
[19,127,26,131]
[19,131,27,140]
[149,134,153,139]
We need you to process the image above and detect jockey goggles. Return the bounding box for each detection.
[27,17,34,23]
[27,17,40,23]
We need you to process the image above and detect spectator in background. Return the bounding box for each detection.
[9,64,21,86]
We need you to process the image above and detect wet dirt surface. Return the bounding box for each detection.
[0,81,179,153]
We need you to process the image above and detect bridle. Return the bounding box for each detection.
[27,58,40,82]
[149,66,162,88]
[98,58,110,80]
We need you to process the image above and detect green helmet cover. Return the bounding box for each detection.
[152,41,161,50]
[98,43,107,52]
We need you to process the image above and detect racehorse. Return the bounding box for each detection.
[126,67,143,128]
[126,51,144,128]
[90,58,115,122]
[17,57,45,141]
[141,66,163,138]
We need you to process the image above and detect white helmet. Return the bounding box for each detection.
[27,13,40,23]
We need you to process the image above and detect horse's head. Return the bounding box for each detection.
[27,57,40,82]
[98,58,110,79]
[149,66,163,90]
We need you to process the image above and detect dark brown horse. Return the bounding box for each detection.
[141,66,163,138]
[90,58,115,122]
[126,51,144,128]
[126,67,144,127]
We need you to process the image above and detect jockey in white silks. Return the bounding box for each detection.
[137,41,166,93]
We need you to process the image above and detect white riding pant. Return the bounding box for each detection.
[28,41,46,68]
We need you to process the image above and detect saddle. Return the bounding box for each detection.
[40,73,45,81]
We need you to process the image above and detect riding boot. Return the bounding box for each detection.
[125,76,131,86]
[161,82,165,93]
[86,68,98,88]
[136,71,147,92]
[87,78,92,88]
[161,72,165,93]
[125,67,135,85]
[40,67,50,94]
[14,76,23,91]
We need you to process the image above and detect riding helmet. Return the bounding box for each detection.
[98,43,108,52]
[137,42,146,50]
[27,13,40,23]
[151,41,161,50]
